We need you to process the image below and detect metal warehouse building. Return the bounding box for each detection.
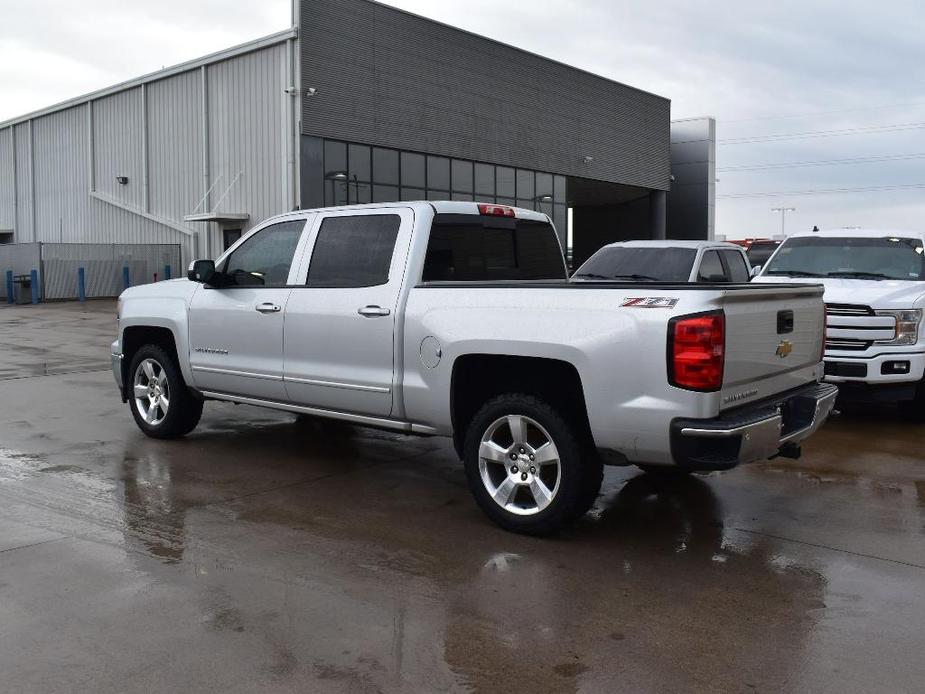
[0,0,712,294]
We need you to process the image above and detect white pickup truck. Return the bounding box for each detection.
[112,201,836,534]
[572,240,753,283]
[754,229,925,416]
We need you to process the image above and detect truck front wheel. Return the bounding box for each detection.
[463,394,603,535]
[128,344,203,439]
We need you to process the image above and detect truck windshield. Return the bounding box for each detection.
[573,247,696,282]
[746,242,780,267]
[423,214,566,281]
[764,236,925,281]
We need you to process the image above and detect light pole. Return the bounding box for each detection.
[771,207,796,237]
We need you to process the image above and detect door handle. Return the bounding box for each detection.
[357,305,391,317]
[255,302,281,314]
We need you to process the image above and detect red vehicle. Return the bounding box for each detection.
[727,238,782,269]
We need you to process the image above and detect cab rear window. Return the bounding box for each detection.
[422,214,565,282]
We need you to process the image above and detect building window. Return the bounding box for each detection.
[516,169,535,200]
[496,167,515,198]
[554,175,567,204]
[348,143,371,183]
[401,187,425,200]
[401,152,426,188]
[451,159,473,194]
[474,163,494,199]
[536,172,553,202]
[427,156,450,191]
[319,139,568,243]
[372,184,400,203]
[373,148,399,186]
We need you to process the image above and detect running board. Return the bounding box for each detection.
[198,390,440,436]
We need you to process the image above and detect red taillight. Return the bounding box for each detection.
[478,203,515,217]
[668,312,725,391]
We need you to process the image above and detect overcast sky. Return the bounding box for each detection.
[1,0,922,238]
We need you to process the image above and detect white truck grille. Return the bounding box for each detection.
[825,303,897,351]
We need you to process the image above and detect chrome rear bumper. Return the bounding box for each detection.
[670,383,838,470]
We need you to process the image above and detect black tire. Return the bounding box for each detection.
[463,393,603,535]
[127,344,203,439]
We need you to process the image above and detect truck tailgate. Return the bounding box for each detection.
[719,285,825,410]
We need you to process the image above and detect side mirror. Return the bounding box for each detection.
[750,265,762,278]
[188,259,216,284]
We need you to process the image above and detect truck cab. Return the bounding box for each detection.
[753,229,925,415]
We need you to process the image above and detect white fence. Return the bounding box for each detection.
[1,243,181,301]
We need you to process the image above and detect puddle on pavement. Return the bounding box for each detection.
[0,448,49,480]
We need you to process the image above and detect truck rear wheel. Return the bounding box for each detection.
[463,394,602,535]
[128,344,203,439]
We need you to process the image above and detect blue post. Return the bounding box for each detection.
[164,264,172,280]
[30,269,38,305]
[5,271,12,304]
[122,266,130,290]
[78,267,86,303]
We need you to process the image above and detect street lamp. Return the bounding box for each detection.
[771,207,796,237]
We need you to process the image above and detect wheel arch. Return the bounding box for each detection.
[120,326,181,399]
[449,354,594,458]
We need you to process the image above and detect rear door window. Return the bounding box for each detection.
[698,250,728,282]
[307,214,401,287]
[422,214,565,282]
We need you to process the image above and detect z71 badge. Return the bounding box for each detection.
[621,297,680,309]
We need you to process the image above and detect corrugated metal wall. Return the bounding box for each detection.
[0,242,179,300]
[148,71,203,230]
[14,123,32,239]
[300,0,671,192]
[41,243,181,299]
[0,128,12,230]
[33,107,89,243]
[94,89,145,207]
[0,37,293,268]
[205,43,290,256]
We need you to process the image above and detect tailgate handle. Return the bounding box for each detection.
[777,310,794,334]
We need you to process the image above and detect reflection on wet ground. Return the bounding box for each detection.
[1,302,924,692]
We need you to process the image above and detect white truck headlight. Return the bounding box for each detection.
[875,309,922,346]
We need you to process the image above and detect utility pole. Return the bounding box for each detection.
[771,207,796,237]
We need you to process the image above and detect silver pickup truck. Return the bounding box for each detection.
[112,201,836,534]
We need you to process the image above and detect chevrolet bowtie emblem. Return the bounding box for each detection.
[776,340,793,358]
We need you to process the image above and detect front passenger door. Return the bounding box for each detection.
[188,218,308,400]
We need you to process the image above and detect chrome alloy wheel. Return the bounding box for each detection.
[133,358,170,426]
[478,414,562,516]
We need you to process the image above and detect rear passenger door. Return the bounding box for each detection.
[282,208,414,417]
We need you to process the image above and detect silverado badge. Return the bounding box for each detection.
[776,340,793,358]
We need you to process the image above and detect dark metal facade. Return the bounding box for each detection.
[299,0,671,192]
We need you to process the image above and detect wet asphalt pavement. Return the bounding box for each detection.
[1,301,924,693]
